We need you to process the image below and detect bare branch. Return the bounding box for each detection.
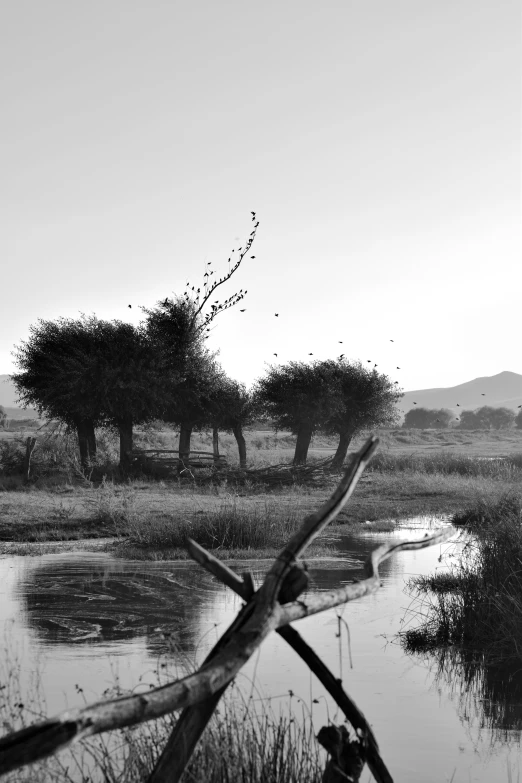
[186,214,259,334]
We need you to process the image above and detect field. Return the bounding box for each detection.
[1,424,521,558]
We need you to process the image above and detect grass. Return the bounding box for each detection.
[0,632,326,783]
[2,426,522,560]
[402,492,522,664]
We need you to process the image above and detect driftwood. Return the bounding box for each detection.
[0,436,455,781]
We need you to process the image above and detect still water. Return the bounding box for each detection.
[1,520,521,782]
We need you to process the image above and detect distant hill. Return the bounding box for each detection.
[0,375,39,417]
[399,371,522,415]
[0,375,20,408]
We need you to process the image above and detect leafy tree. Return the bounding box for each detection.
[0,405,7,429]
[11,316,171,474]
[254,361,343,465]
[481,406,515,430]
[458,410,480,429]
[458,406,515,430]
[403,408,453,429]
[209,378,258,468]
[11,318,104,469]
[142,212,261,466]
[144,297,221,466]
[254,360,401,466]
[323,361,402,469]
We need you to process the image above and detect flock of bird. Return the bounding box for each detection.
[124,212,522,416]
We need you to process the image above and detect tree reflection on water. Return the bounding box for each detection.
[401,640,522,743]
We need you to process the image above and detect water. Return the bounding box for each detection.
[1,519,521,782]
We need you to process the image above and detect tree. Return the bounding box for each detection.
[11,316,172,474]
[11,317,105,469]
[322,361,402,469]
[254,361,343,465]
[209,378,258,468]
[459,406,516,430]
[403,407,453,429]
[144,297,221,468]
[481,406,515,430]
[458,410,480,429]
[0,405,7,430]
[516,409,522,430]
[142,212,261,467]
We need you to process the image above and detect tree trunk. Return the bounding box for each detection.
[293,422,314,465]
[118,416,134,476]
[232,423,247,469]
[178,423,193,474]
[77,420,97,471]
[331,426,356,470]
[212,426,220,465]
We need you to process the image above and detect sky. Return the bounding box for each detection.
[1,0,520,394]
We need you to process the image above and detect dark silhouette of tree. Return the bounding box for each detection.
[11,316,171,474]
[143,297,221,467]
[458,406,516,430]
[254,361,342,465]
[11,318,105,469]
[142,213,261,467]
[0,405,7,429]
[477,406,515,430]
[254,360,400,467]
[403,408,453,429]
[324,361,402,469]
[458,410,481,429]
[209,378,258,469]
[515,409,522,430]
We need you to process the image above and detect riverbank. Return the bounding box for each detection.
[1,458,520,558]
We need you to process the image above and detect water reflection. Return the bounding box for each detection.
[17,555,229,654]
[2,520,521,782]
[406,645,522,743]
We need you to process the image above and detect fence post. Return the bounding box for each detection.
[23,436,37,483]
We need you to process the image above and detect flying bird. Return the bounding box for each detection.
[456,404,460,406]
[339,354,345,359]
[309,353,313,355]
[456,417,460,421]
[128,305,132,308]
[273,353,278,357]
[518,405,522,408]
[413,402,417,405]
[374,364,378,367]
[390,339,394,342]
[367,360,371,363]
[240,309,246,312]
[339,341,343,344]
[275,313,279,317]
[481,393,486,396]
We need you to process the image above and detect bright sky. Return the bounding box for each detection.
[2,0,520,394]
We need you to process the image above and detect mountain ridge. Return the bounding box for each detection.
[2,371,522,416]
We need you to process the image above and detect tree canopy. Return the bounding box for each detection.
[403,407,453,429]
[254,359,402,465]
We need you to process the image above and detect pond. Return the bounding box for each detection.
[1,519,521,782]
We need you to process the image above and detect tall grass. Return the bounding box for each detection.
[119,498,307,551]
[402,493,522,663]
[0,633,325,782]
[368,451,522,479]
